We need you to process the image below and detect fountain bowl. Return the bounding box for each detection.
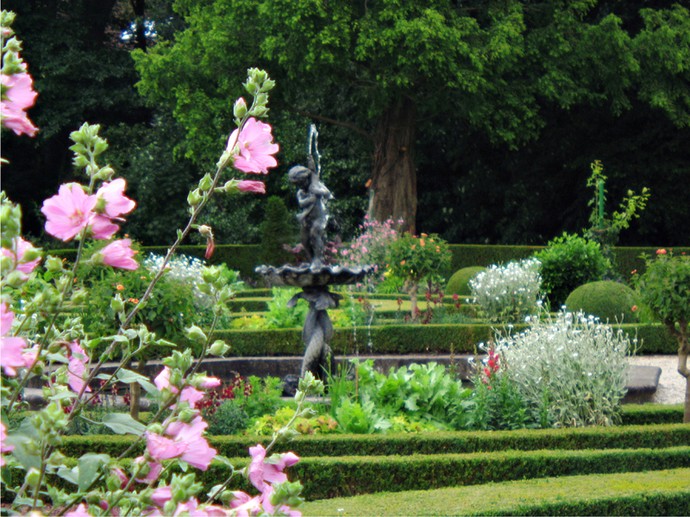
[255,263,374,288]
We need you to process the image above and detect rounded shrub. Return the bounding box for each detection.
[535,232,611,307]
[565,280,639,323]
[206,399,249,435]
[446,266,486,296]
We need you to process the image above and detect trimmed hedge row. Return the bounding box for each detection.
[196,446,690,499]
[61,422,689,459]
[211,322,677,356]
[492,492,690,517]
[49,244,690,280]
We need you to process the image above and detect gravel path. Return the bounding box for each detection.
[628,355,686,405]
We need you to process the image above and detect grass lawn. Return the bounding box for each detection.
[301,468,690,516]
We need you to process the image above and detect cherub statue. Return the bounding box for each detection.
[288,154,333,269]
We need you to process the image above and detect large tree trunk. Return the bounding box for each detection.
[368,97,417,234]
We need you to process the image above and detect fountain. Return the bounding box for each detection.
[256,125,373,382]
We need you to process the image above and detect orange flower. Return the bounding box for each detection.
[421,233,428,238]
[400,260,406,266]
[631,305,638,312]
[128,298,139,304]
[630,269,637,275]
[411,244,416,250]
[656,249,667,255]
[419,239,425,247]
[116,284,125,291]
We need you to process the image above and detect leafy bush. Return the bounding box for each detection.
[636,249,690,422]
[206,399,249,435]
[327,360,471,432]
[535,232,610,307]
[565,280,639,323]
[386,233,452,318]
[469,258,542,323]
[80,266,197,356]
[446,266,486,296]
[265,287,309,328]
[495,310,631,427]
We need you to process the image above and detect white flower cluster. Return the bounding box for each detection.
[470,258,543,323]
[143,253,211,308]
[496,310,632,427]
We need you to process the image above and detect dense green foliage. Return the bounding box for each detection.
[535,233,611,306]
[565,280,640,323]
[132,0,690,243]
[259,196,296,266]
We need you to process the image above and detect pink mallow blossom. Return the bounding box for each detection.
[64,503,90,517]
[227,117,279,174]
[146,416,217,471]
[96,178,136,218]
[67,341,91,394]
[1,421,13,467]
[41,183,98,241]
[99,239,138,271]
[248,444,299,492]
[1,303,30,376]
[1,72,38,137]
[1,236,41,276]
[237,180,266,194]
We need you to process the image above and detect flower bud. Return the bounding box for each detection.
[45,255,65,273]
[209,340,230,356]
[198,174,213,192]
[187,189,203,207]
[233,97,247,119]
[111,294,125,313]
[5,270,26,288]
[184,325,207,345]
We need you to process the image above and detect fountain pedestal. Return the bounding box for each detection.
[255,264,372,381]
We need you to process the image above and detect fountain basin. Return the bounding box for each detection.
[256,263,374,288]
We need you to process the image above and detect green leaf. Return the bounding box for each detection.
[78,453,110,492]
[57,466,79,486]
[116,369,157,394]
[102,413,147,435]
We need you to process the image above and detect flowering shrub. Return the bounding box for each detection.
[469,258,543,323]
[493,310,631,427]
[635,249,690,422]
[339,215,402,288]
[1,17,320,513]
[535,232,611,307]
[385,233,452,318]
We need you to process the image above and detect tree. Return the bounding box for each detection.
[134,1,690,233]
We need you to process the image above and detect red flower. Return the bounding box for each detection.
[656,249,667,255]
[631,305,638,313]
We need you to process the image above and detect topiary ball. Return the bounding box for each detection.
[446,266,486,296]
[564,280,640,323]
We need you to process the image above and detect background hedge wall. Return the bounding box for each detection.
[49,244,690,281]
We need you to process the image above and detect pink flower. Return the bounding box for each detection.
[96,178,136,218]
[227,118,279,174]
[1,72,38,137]
[230,491,262,516]
[99,239,138,270]
[89,215,120,240]
[41,183,98,241]
[237,180,266,194]
[198,375,221,389]
[150,485,172,507]
[172,498,227,517]
[1,422,13,466]
[1,236,41,275]
[180,386,205,408]
[1,303,29,376]
[248,444,299,492]
[146,416,217,471]
[64,503,90,517]
[154,366,175,392]
[656,248,667,255]
[134,456,162,484]
[67,341,91,394]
